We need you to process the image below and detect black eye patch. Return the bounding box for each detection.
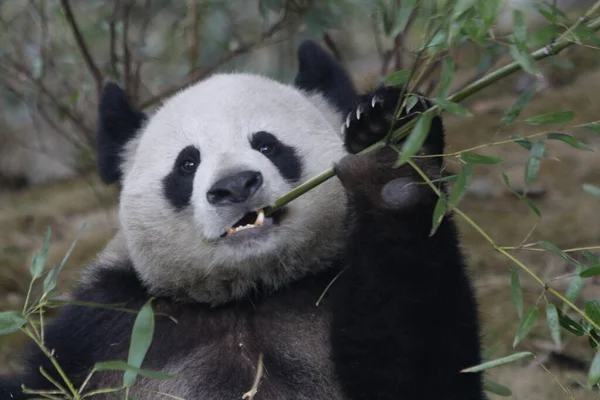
[250,131,302,182]
[163,145,200,210]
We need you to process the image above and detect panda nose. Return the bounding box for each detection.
[207,171,263,205]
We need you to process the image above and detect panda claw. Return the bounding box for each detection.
[345,112,352,128]
[371,95,382,108]
[356,105,363,120]
[340,124,346,134]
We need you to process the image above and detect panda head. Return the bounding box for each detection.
[97,41,358,304]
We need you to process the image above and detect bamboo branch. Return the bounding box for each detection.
[60,0,103,98]
[264,13,600,216]
[109,0,121,81]
[122,0,133,97]
[133,0,152,101]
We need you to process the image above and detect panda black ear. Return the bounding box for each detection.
[97,82,146,184]
[294,40,358,115]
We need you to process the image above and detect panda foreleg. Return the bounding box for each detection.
[330,89,484,399]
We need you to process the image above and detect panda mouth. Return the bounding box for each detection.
[222,208,283,237]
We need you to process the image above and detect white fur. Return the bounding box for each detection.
[117,73,349,304]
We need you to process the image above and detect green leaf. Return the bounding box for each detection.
[483,379,512,396]
[586,301,600,327]
[565,276,584,311]
[578,122,600,134]
[94,361,173,381]
[546,304,561,347]
[508,44,539,75]
[510,135,551,158]
[589,351,600,388]
[510,269,523,319]
[124,299,155,387]
[439,56,454,98]
[461,352,533,373]
[396,110,434,166]
[502,85,536,124]
[405,95,419,113]
[524,110,574,126]
[537,240,580,268]
[459,152,503,165]
[513,306,539,348]
[390,0,417,37]
[385,69,412,86]
[584,251,600,265]
[31,227,52,279]
[431,98,472,116]
[512,9,527,44]
[546,133,593,151]
[430,194,447,237]
[501,173,542,217]
[0,311,27,336]
[557,309,585,336]
[43,223,86,293]
[524,140,545,187]
[448,163,472,209]
[583,184,600,199]
[580,265,600,278]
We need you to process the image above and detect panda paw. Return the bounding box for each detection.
[334,147,439,212]
[342,86,403,154]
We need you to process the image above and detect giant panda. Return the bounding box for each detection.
[0,40,484,400]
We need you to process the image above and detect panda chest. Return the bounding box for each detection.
[145,300,345,400]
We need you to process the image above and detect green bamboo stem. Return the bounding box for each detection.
[264,13,600,216]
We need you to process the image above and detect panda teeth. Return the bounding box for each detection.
[226,209,265,235]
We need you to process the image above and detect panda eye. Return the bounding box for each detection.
[259,143,276,156]
[179,159,197,174]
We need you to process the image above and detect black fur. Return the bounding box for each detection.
[250,131,302,182]
[97,82,147,184]
[1,41,483,399]
[163,145,200,210]
[294,40,358,115]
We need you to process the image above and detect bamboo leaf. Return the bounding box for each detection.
[430,194,447,237]
[583,251,600,265]
[31,227,51,279]
[385,69,412,86]
[390,0,417,37]
[43,223,86,293]
[513,306,539,347]
[461,352,533,373]
[510,269,523,319]
[565,276,585,310]
[0,312,27,336]
[94,361,173,381]
[501,173,542,217]
[524,110,574,126]
[439,56,455,98]
[124,299,155,387]
[396,110,433,166]
[508,44,539,75]
[557,309,585,336]
[524,140,545,187]
[546,133,593,151]
[578,122,600,134]
[459,152,503,165]
[583,184,600,198]
[586,301,600,327]
[448,164,472,209]
[431,98,473,116]
[405,95,419,113]
[546,304,561,347]
[502,85,536,124]
[589,351,600,388]
[580,265,600,278]
[483,379,512,396]
[513,9,527,43]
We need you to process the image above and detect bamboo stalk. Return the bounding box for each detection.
[265,13,600,216]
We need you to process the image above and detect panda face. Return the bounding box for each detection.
[118,73,348,303]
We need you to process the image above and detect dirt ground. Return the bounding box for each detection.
[1,64,600,399]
